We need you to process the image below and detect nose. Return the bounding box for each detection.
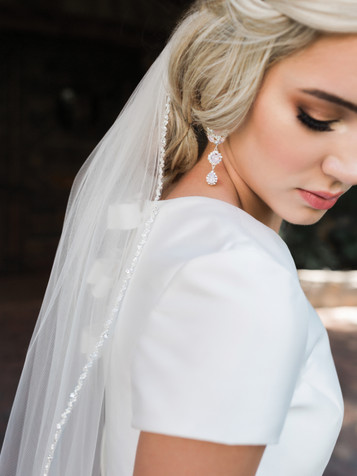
[322,155,357,186]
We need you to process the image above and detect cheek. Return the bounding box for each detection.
[253,105,315,175]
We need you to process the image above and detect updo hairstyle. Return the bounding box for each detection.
[164,0,357,186]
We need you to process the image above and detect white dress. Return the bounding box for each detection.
[102,196,343,476]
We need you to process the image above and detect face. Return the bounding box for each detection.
[224,34,357,228]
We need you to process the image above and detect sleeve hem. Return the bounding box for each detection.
[131,419,280,446]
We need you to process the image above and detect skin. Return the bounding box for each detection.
[165,33,357,232]
[133,433,264,476]
[134,34,357,475]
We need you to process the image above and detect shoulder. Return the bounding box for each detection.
[154,244,309,343]
[141,197,312,360]
[149,196,297,277]
[141,197,309,332]
[131,199,310,444]
[138,198,310,366]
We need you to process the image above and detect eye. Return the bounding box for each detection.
[297,107,339,132]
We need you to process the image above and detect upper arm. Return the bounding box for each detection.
[130,246,309,476]
[133,432,265,476]
[131,248,308,445]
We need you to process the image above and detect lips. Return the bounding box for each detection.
[297,189,343,210]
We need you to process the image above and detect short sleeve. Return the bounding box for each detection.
[131,246,309,445]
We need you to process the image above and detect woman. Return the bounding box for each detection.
[1,1,357,475]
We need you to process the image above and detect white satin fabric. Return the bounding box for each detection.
[102,196,343,476]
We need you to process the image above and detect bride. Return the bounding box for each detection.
[1,1,357,475]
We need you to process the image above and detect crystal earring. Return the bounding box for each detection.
[206,128,226,186]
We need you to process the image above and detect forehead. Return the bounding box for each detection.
[267,34,357,96]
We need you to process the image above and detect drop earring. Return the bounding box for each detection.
[206,128,226,186]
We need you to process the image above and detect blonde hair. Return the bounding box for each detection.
[164,0,357,185]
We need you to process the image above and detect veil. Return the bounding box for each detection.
[0,25,173,476]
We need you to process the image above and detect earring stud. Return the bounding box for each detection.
[206,128,226,186]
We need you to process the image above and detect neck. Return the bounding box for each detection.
[163,143,283,233]
[219,140,283,233]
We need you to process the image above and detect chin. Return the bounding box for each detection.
[283,209,327,226]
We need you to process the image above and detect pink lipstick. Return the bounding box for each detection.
[297,189,343,210]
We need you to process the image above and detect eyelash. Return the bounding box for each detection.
[297,107,338,132]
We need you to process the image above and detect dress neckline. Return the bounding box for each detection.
[158,195,283,241]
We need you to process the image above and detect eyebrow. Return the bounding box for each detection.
[300,88,357,114]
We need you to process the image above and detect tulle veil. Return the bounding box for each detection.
[0,24,174,476]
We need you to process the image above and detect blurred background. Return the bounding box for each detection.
[0,1,356,474]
